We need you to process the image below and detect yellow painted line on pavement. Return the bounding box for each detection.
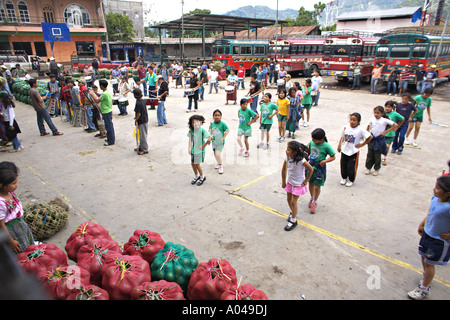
[230,173,450,288]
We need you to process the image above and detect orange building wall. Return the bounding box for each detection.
[8,34,103,65]
[3,0,105,65]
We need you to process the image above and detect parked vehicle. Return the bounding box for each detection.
[0,53,62,75]
[268,37,325,75]
[374,29,450,84]
[322,30,380,82]
[71,56,120,71]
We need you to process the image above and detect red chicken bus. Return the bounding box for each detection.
[212,39,268,74]
[268,38,325,75]
[322,31,380,82]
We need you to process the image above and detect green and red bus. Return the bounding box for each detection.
[374,31,450,83]
[212,39,268,74]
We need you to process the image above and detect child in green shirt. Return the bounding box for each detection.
[258,92,278,150]
[302,79,313,127]
[384,100,404,166]
[307,128,336,214]
[209,109,229,174]
[237,98,259,158]
[187,114,210,186]
[405,87,433,147]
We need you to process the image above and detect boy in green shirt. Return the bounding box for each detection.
[384,101,405,166]
[237,98,259,157]
[93,80,115,146]
[258,92,278,150]
[405,87,433,147]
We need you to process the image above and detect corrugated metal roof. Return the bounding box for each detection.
[216,26,320,40]
[337,6,421,21]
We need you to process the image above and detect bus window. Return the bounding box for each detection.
[389,46,410,58]
[241,46,252,55]
[232,46,239,54]
[311,45,318,54]
[350,46,362,56]
[376,46,388,58]
[323,45,331,55]
[215,46,227,54]
[317,45,323,54]
[363,46,368,56]
[290,46,298,54]
[254,46,265,55]
[412,46,427,58]
[297,46,304,54]
[304,45,311,54]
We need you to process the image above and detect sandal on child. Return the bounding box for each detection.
[196,176,206,186]
[191,176,200,185]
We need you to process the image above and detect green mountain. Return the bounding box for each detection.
[224,5,297,20]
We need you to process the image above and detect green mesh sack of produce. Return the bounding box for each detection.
[150,242,198,294]
[23,198,69,241]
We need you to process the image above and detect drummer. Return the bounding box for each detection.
[144,67,157,98]
[110,65,121,94]
[225,69,238,105]
[186,72,201,113]
[247,73,261,114]
[118,76,130,116]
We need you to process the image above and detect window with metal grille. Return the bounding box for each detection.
[18,1,30,23]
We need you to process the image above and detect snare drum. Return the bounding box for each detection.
[225,86,235,93]
[112,96,120,105]
[145,98,159,106]
[244,96,253,103]
[84,76,92,82]
[184,89,195,97]
[118,97,129,107]
[110,79,118,85]
[277,79,285,86]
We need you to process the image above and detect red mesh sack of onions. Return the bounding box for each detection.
[122,230,165,265]
[37,265,90,300]
[101,254,151,300]
[66,284,109,300]
[65,222,112,262]
[17,243,67,275]
[187,258,237,300]
[130,280,185,300]
[221,277,268,300]
[76,238,122,287]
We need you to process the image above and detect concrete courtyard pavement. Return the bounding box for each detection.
[2,74,449,300]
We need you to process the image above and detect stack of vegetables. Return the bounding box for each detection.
[12,79,49,106]
[15,222,268,300]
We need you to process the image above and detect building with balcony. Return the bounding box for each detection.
[0,0,107,64]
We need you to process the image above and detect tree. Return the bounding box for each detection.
[288,6,316,26]
[105,13,136,42]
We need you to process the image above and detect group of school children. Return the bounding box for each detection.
[0,64,448,300]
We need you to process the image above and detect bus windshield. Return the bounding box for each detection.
[389,46,411,58]
[213,46,229,55]
[323,45,361,56]
[268,46,289,55]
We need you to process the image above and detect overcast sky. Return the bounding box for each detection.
[145,0,330,23]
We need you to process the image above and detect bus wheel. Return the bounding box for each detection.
[250,64,260,75]
[310,65,318,75]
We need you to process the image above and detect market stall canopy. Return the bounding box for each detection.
[149,13,286,33]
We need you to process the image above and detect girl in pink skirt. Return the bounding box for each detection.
[281,141,313,231]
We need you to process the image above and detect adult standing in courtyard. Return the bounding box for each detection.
[371,63,383,94]
[28,79,63,137]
